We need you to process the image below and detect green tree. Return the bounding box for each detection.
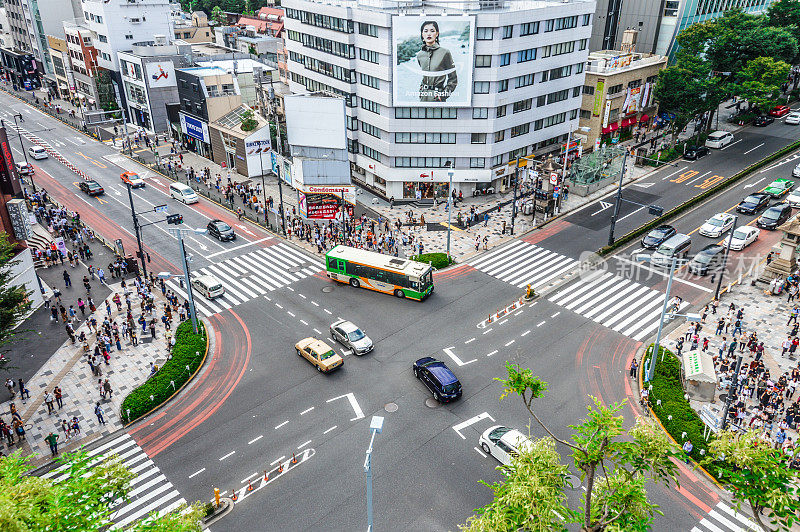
[0,451,204,530]
[463,364,680,532]
[211,5,223,23]
[706,430,800,531]
[734,56,791,113]
[652,64,709,147]
[0,233,31,370]
[240,109,258,131]
[767,0,800,62]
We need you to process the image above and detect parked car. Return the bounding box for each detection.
[79,180,104,196]
[698,212,735,237]
[412,357,461,403]
[329,319,373,355]
[770,105,791,117]
[786,111,800,125]
[479,426,534,466]
[206,219,236,241]
[683,145,710,160]
[754,115,775,127]
[765,178,795,198]
[757,203,793,229]
[705,131,734,149]
[737,192,771,215]
[729,226,760,251]
[295,337,343,373]
[688,245,726,276]
[787,191,800,208]
[120,171,145,188]
[15,162,33,175]
[641,225,677,250]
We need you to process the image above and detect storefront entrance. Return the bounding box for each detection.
[402,181,449,199]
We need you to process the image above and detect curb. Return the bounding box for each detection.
[203,497,233,526]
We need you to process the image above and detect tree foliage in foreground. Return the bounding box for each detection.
[0,451,204,531]
[462,364,680,532]
[706,430,800,532]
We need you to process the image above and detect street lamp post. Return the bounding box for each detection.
[720,353,744,430]
[3,114,36,193]
[364,415,384,532]
[446,171,453,259]
[126,182,148,280]
[171,228,202,335]
[607,149,629,247]
[510,157,521,236]
[646,256,678,382]
[715,215,738,300]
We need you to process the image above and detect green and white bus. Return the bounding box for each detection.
[325,245,434,300]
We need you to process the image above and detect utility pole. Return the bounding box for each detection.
[607,149,629,246]
[126,182,148,279]
[267,82,286,236]
[646,256,677,382]
[446,171,453,259]
[3,114,36,192]
[715,215,738,300]
[557,128,571,214]
[176,230,199,334]
[112,80,130,155]
[510,157,521,235]
[720,353,744,430]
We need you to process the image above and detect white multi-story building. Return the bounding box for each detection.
[284,0,595,199]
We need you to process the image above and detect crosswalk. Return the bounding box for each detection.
[169,242,324,317]
[469,240,578,289]
[692,501,758,532]
[42,433,186,529]
[547,269,688,341]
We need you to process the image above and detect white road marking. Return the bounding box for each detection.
[311,301,320,307]
[328,337,336,344]
[521,330,531,337]
[248,435,263,445]
[270,456,286,466]
[299,294,307,299]
[504,340,515,346]
[219,451,235,461]
[662,167,686,181]
[300,320,308,325]
[551,311,560,318]
[498,319,508,325]
[313,328,322,334]
[744,177,766,188]
[486,350,498,357]
[287,311,295,317]
[514,309,524,316]
[743,142,765,155]
[720,138,742,150]
[617,206,645,222]
[482,328,493,334]
[188,468,205,478]
[537,321,546,327]
[324,309,332,314]
[276,303,283,309]
[465,338,476,344]
[300,407,314,415]
[241,472,259,484]
[442,346,477,366]
[264,296,271,301]
[323,425,337,434]
[453,412,496,439]
[297,440,312,450]
[326,393,365,421]
[275,420,289,430]
[474,446,487,458]
[205,237,272,258]
[287,287,295,292]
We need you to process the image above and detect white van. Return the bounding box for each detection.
[191,274,224,299]
[28,146,47,160]
[169,182,199,204]
[651,233,692,268]
[704,131,734,149]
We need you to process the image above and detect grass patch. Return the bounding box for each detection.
[411,252,453,270]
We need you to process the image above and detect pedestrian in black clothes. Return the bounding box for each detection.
[62,270,71,288]
[629,359,639,378]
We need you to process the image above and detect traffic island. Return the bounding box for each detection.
[202,498,233,527]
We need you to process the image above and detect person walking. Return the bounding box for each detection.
[629,358,639,378]
[682,439,693,463]
[54,386,63,409]
[44,432,59,456]
[44,390,55,414]
[103,379,113,399]
[94,402,106,425]
[62,270,71,288]
[17,378,29,403]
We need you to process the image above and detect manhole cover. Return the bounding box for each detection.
[385,402,398,413]
[322,286,334,293]
[425,398,439,408]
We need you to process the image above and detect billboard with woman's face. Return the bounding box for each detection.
[392,15,474,107]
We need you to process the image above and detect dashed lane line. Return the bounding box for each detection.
[287,311,295,317]
[313,328,322,334]
[275,421,289,430]
[323,425,337,434]
[487,350,498,357]
[270,456,286,466]
[312,301,320,306]
[300,407,314,415]
[504,340,515,347]
[297,440,312,450]
[537,321,546,327]
[241,472,259,484]
[248,435,263,445]
[188,468,205,479]
[219,451,235,461]
[474,447,487,458]
[299,294,307,299]
[551,311,560,318]
[324,309,332,314]
[465,338,475,344]
[521,330,531,337]
[300,319,308,325]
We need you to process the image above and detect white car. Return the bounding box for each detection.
[479,425,534,466]
[729,225,760,251]
[787,191,800,208]
[699,212,736,237]
[705,131,734,149]
[329,319,373,355]
[786,112,800,125]
[793,163,800,178]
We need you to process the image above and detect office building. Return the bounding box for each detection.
[284,0,595,199]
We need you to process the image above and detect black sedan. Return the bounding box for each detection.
[736,192,771,215]
[754,115,775,127]
[757,203,792,229]
[641,225,677,250]
[79,180,104,196]
[413,357,462,403]
[206,219,236,241]
[684,145,709,160]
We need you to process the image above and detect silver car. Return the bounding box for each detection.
[329,319,373,355]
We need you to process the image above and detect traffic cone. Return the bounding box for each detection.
[247,479,254,491]
[291,452,298,464]
[231,489,238,502]
[264,470,269,481]
[278,462,283,473]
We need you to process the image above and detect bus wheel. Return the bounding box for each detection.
[394,289,405,298]
[350,278,360,288]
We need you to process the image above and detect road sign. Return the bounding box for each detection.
[154,204,168,213]
[549,173,559,185]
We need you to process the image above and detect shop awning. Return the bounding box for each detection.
[639,114,649,122]
[620,117,635,128]
[609,122,619,132]
[601,125,611,134]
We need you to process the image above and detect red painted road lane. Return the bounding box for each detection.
[522,219,573,245]
[33,165,179,274]
[130,309,251,457]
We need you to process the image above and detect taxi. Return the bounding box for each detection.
[295,337,343,373]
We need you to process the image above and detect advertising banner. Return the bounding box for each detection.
[299,185,356,220]
[244,124,272,177]
[392,15,474,107]
[622,86,642,114]
[593,79,605,116]
[0,127,21,196]
[5,198,30,241]
[180,113,209,143]
[603,100,611,128]
[145,61,176,88]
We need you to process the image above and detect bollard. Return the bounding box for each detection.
[264,470,269,481]
[278,462,283,473]
[231,489,238,502]
[214,487,220,508]
[247,479,254,491]
[291,452,298,464]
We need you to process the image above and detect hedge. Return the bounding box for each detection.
[599,138,800,256]
[643,345,721,479]
[120,320,207,424]
[412,252,453,270]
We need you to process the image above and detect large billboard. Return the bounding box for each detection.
[392,15,474,107]
[284,95,346,150]
[145,61,176,89]
[298,185,355,220]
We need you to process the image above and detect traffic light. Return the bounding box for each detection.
[166,214,184,225]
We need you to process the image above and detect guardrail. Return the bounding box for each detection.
[598,139,800,256]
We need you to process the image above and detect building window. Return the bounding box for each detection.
[537,95,546,107]
[628,79,642,89]
[360,97,380,114]
[474,81,490,94]
[580,109,591,119]
[359,48,379,63]
[517,48,536,62]
[533,112,567,130]
[476,27,493,40]
[541,65,572,82]
[473,107,488,119]
[360,73,379,89]
[476,55,491,68]
[395,157,455,168]
[471,133,486,144]
[579,38,588,50]
[95,15,103,23]
[608,83,623,95]
[346,116,358,130]
[583,85,594,95]
[575,62,584,74]
[97,34,107,43]
[358,22,378,37]
[494,130,505,142]
[491,154,504,167]
[520,21,539,36]
[541,41,575,58]
[496,105,507,118]
[470,157,486,168]
[285,8,353,33]
[361,144,381,162]
[499,53,510,66]
[395,107,457,119]
[348,138,359,154]
[609,108,619,121]
[361,122,382,138]
[515,74,535,88]
[570,108,578,120]
[125,34,133,40]
[582,14,591,25]
[502,25,513,39]
[510,123,530,137]
[545,15,578,32]
[395,132,456,144]
[498,79,508,92]
[547,89,570,104]
[513,98,532,113]
[287,31,354,59]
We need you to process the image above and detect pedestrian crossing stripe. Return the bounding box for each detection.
[41,433,186,529]
[167,242,324,317]
[469,240,578,289]
[548,271,689,341]
[692,501,759,532]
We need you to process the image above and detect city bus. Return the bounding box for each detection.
[325,245,434,300]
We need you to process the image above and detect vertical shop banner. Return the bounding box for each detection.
[0,127,21,196]
[603,100,611,128]
[593,78,605,116]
